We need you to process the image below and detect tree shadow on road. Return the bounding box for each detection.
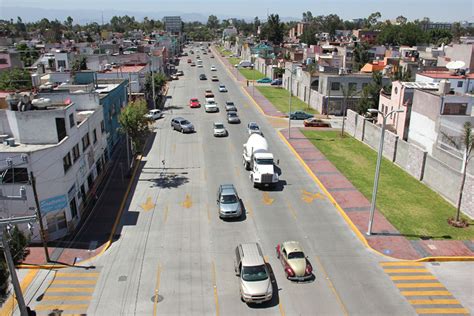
[147,172,190,189]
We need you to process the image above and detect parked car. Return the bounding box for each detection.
[225,101,237,112]
[170,74,178,80]
[234,60,253,68]
[234,243,273,304]
[227,111,240,123]
[190,62,196,67]
[276,241,313,281]
[171,117,194,133]
[197,64,203,68]
[176,70,184,76]
[213,122,228,137]
[247,122,262,135]
[303,118,331,127]
[205,101,219,113]
[211,65,217,71]
[217,184,241,218]
[199,74,207,80]
[145,109,163,120]
[189,98,201,108]
[289,111,314,120]
[256,77,272,83]
[210,55,215,58]
[271,79,282,85]
[187,59,192,63]
[219,84,227,92]
[211,75,219,81]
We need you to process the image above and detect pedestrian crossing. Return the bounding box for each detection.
[380,262,469,315]
[34,267,101,315]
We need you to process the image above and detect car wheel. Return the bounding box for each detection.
[181,127,184,133]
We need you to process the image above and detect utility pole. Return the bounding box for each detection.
[1,215,37,316]
[30,172,50,262]
[151,58,156,108]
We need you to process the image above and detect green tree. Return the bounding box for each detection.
[15,43,39,67]
[71,56,88,71]
[353,42,370,71]
[207,15,220,30]
[64,16,73,31]
[0,259,9,302]
[392,66,412,82]
[341,84,359,136]
[302,11,314,23]
[145,72,167,105]
[356,71,387,114]
[0,68,32,90]
[261,14,285,45]
[119,99,151,153]
[427,29,453,45]
[396,16,407,25]
[253,16,261,34]
[9,226,29,265]
[365,12,381,29]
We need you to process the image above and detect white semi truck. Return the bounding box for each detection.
[242,134,279,188]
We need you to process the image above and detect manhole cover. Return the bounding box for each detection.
[150,294,164,303]
[118,275,127,282]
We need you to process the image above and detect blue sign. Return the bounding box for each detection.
[40,195,68,213]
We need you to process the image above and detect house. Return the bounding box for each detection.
[353,29,379,44]
[378,81,440,140]
[0,92,107,240]
[416,71,474,94]
[437,44,474,72]
[0,49,23,71]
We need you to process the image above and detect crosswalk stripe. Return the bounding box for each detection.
[46,287,95,293]
[391,275,436,280]
[55,272,100,278]
[380,262,423,267]
[35,304,89,311]
[409,299,461,305]
[41,296,92,301]
[401,291,452,296]
[415,307,469,314]
[52,279,97,285]
[384,268,429,273]
[396,283,444,288]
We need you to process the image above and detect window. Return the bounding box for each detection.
[46,211,67,234]
[63,153,72,173]
[0,58,8,65]
[57,60,66,68]
[331,82,340,91]
[93,129,98,144]
[82,133,90,151]
[87,173,94,190]
[100,120,105,133]
[442,103,468,115]
[69,113,75,128]
[96,158,102,175]
[70,198,78,218]
[72,144,80,162]
[457,81,463,88]
[348,82,357,91]
[1,168,29,183]
[55,118,67,142]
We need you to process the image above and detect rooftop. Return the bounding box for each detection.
[101,64,146,73]
[419,71,474,79]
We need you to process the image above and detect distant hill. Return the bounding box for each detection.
[1,6,299,24]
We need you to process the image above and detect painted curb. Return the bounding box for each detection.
[277,130,474,263]
[0,269,38,316]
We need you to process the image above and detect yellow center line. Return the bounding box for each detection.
[234,166,239,177]
[391,275,436,280]
[396,283,444,288]
[211,261,220,316]
[380,262,423,267]
[279,300,286,316]
[284,198,297,220]
[41,296,92,301]
[35,304,89,311]
[45,287,95,293]
[246,205,253,217]
[153,264,161,316]
[416,308,469,314]
[401,290,452,296]
[163,205,169,223]
[207,204,211,222]
[314,256,348,316]
[409,299,461,305]
[384,268,429,273]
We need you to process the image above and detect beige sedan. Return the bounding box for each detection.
[276,241,314,281]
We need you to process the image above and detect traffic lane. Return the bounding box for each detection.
[209,50,415,315]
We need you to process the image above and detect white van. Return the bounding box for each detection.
[235,60,253,68]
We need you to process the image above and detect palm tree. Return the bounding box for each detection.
[443,122,473,224]
[340,84,359,137]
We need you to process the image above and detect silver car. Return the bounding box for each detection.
[213,122,227,137]
[227,111,240,124]
[171,117,195,133]
[217,184,242,218]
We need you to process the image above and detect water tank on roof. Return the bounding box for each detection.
[438,79,451,94]
[32,98,52,108]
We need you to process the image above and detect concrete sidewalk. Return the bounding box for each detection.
[238,71,474,260]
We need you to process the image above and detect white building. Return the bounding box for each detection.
[0,92,107,241]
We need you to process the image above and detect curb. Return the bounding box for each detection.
[0,269,38,315]
[277,130,474,263]
[240,85,288,120]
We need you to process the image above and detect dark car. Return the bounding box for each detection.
[289,111,314,120]
[303,118,331,127]
[199,74,207,80]
[271,79,282,86]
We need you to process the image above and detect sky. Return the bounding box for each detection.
[1,0,473,22]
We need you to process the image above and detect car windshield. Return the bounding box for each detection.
[181,120,190,125]
[226,102,234,105]
[242,265,268,282]
[214,124,224,129]
[287,251,305,259]
[228,113,237,117]
[220,194,237,204]
[249,125,259,130]
[255,158,273,165]
[191,99,198,102]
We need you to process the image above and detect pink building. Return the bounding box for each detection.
[378,81,439,140]
[0,50,23,72]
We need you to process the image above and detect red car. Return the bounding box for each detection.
[187,58,192,63]
[189,98,201,108]
[303,118,331,128]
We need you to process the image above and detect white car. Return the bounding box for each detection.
[213,122,227,137]
[205,102,219,113]
[205,97,216,103]
[219,84,227,92]
[145,109,163,120]
[211,65,217,71]
[197,64,203,68]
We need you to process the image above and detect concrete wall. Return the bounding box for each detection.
[345,109,473,218]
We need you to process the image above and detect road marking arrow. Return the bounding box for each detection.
[140,197,155,211]
[182,194,192,208]
[301,190,325,203]
[262,192,274,205]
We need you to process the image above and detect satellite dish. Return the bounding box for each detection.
[446,60,466,70]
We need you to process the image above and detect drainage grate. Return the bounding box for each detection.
[118,275,127,282]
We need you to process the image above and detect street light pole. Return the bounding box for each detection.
[287,66,296,139]
[367,109,403,235]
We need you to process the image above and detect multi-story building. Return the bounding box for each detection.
[163,16,182,34]
[416,71,474,94]
[0,92,108,240]
[437,44,474,72]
